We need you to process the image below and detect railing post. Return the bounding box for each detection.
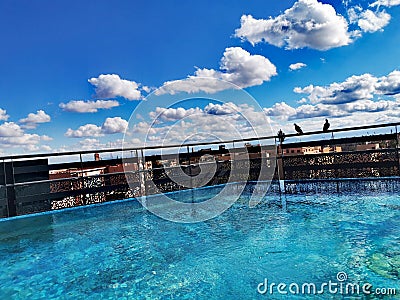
[279,141,286,194]
[187,146,193,186]
[4,160,17,217]
[187,145,195,204]
[396,125,400,177]
[232,141,235,161]
[134,150,143,196]
[274,138,282,195]
[79,153,86,205]
[1,159,6,217]
[140,149,147,196]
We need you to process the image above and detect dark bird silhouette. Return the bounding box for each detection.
[277,129,285,143]
[294,123,303,134]
[323,119,330,132]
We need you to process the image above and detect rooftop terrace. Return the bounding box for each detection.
[1,122,400,218]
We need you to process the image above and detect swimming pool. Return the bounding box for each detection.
[0,184,399,299]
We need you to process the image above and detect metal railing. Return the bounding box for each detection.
[1,122,400,218]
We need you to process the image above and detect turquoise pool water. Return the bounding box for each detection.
[0,184,399,299]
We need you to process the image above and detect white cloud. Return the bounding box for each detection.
[55,138,127,154]
[0,134,43,151]
[341,99,394,113]
[294,70,400,105]
[130,103,272,146]
[148,103,240,124]
[156,47,277,95]
[264,102,297,120]
[88,74,143,100]
[40,145,52,152]
[265,102,340,120]
[289,62,307,71]
[370,0,400,7]
[297,97,308,104]
[265,70,400,125]
[264,97,400,122]
[204,102,239,115]
[270,107,400,137]
[149,107,203,122]
[296,104,344,119]
[78,138,102,151]
[141,86,152,93]
[65,124,103,138]
[294,73,378,104]
[0,123,52,152]
[0,108,9,121]
[101,117,128,134]
[41,135,53,141]
[349,8,391,32]
[235,0,353,50]
[19,110,51,129]
[375,70,400,95]
[0,122,24,137]
[59,100,119,113]
[65,117,128,138]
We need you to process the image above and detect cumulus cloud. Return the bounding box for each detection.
[264,98,400,121]
[88,74,143,100]
[264,102,297,120]
[65,124,103,138]
[101,117,128,134]
[59,100,119,113]
[156,47,277,95]
[295,103,342,119]
[0,108,9,121]
[265,102,340,120]
[0,122,24,137]
[375,70,400,95]
[235,0,353,50]
[272,70,400,123]
[294,73,378,104]
[149,107,203,122]
[341,99,394,113]
[289,62,307,71]
[204,102,239,115]
[294,70,400,105]
[268,109,400,136]
[78,138,103,151]
[348,8,391,32]
[19,110,51,129]
[370,0,400,7]
[0,134,51,152]
[148,103,240,124]
[0,122,52,152]
[130,103,272,146]
[65,117,128,138]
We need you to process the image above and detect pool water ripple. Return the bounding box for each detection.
[0,185,399,299]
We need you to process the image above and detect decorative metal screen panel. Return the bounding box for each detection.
[283,149,399,180]
[0,186,7,218]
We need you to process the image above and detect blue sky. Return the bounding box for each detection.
[0,0,400,155]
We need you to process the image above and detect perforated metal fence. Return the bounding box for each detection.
[1,122,400,218]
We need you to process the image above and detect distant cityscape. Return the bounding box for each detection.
[49,133,397,180]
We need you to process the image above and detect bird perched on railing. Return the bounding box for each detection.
[277,129,285,143]
[294,123,303,134]
[323,119,330,132]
